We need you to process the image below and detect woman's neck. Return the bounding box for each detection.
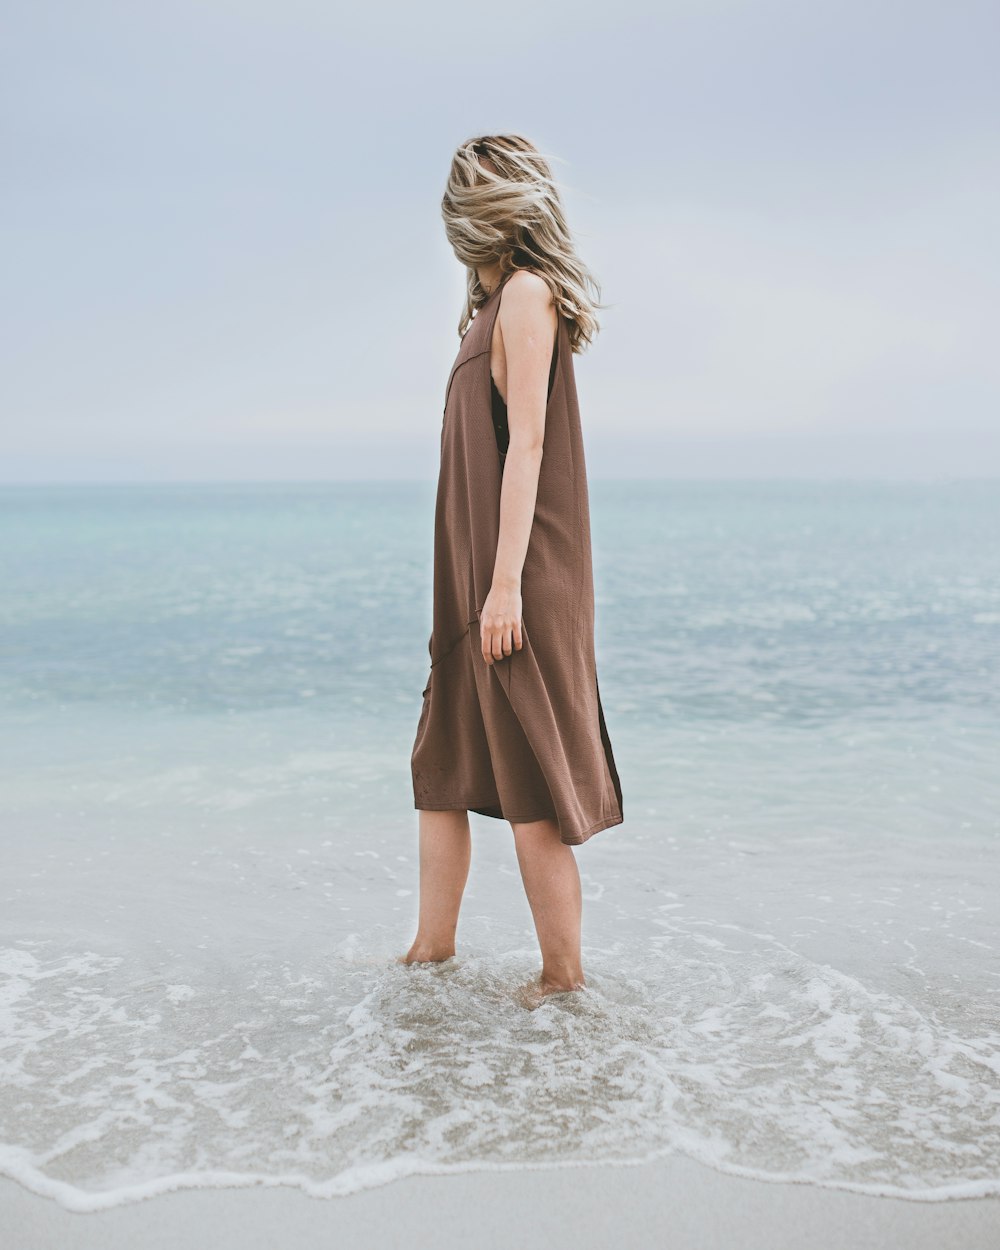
[477,262,504,295]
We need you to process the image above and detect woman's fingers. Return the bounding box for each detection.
[480,618,522,664]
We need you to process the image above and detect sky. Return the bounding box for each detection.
[2,0,998,481]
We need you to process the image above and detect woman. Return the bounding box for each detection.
[403,134,623,1004]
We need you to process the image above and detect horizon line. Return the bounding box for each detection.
[2,475,998,488]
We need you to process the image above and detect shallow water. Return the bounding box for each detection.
[1,481,998,1208]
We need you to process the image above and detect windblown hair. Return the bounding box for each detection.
[442,134,605,353]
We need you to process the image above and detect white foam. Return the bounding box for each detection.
[1,926,998,1213]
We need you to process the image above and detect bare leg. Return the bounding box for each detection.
[511,817,586,1002]
[400,808,471,964]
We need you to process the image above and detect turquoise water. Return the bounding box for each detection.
[3,481,997,722]
[1,481,998,1208]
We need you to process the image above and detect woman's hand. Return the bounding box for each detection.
[479,580,524,665]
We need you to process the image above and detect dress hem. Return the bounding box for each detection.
[413,800,623,845]
[562,811,625,846]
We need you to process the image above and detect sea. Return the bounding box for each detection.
[1,479,998,1210]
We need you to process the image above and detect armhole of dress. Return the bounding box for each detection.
[490,309,560,405]
[547,315,561,401]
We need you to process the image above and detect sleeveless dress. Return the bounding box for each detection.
[410,273,624,846]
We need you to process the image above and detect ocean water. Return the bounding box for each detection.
[1,480,998,1210]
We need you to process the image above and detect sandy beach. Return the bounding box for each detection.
[5,1156,999,1250]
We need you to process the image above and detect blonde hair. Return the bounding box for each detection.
[441,134,605,353]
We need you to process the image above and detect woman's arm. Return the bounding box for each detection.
[479,272,558,666]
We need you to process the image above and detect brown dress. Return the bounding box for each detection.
[410,273,624,846]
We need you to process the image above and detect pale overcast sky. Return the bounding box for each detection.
[3,0,998,480]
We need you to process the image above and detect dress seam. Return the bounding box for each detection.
[577,811,624,837]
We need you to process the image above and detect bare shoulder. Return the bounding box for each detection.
[503,268,556,312]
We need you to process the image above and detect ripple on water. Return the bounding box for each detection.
[1,929,998,1211]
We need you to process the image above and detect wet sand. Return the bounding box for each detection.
[4,1154,999,1250]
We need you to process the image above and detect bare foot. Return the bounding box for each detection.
[515,972,586,1010]
[396,944,456,966]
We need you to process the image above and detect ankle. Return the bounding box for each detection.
[404,937,456,963]
[540,966,585,992]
